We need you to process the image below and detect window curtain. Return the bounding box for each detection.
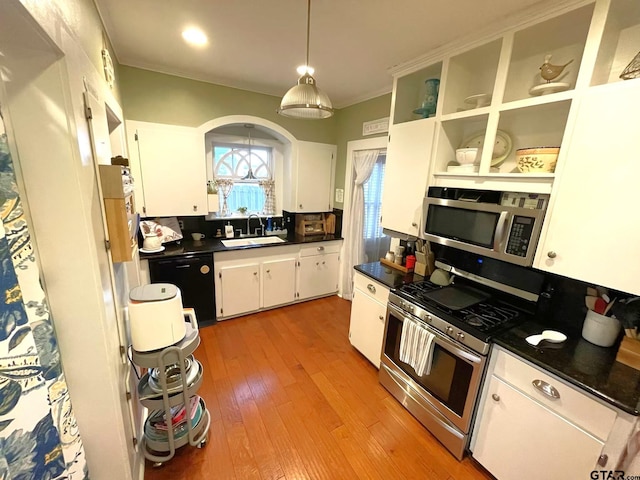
[362,154,389,263]
[0,108,89,479]
[341,149,381,300]
[259,179,276,215]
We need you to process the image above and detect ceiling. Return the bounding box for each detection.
[95,0,549,109]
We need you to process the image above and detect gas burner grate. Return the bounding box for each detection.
[460,303,519,331]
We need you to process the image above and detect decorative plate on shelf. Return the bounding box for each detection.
[460,130,512,167]
[529,82,570,96]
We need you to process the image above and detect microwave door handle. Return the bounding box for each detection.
[493,211,509,252]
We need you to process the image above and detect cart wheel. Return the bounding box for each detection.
[152,462,164,468]
[197,434,208,449]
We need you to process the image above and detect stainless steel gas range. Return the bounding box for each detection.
[379,248,545,460]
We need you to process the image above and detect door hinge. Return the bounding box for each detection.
[132,437,138,448]
[84,105,93,120]
[125,390,132,401]
[220,308,223,315]
[134,132,139,142]
[388,134,391,142]
[142,206,146,215]
[105,239,111,250]
[119,345,126,356]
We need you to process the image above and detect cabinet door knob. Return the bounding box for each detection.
[316,262,319,266]
[597,454,608,467]
[317,246,325,251]
[266,269,270,274]
[547,251,557,259]
[411,222,418,227]
[378,315,384,321]
[367,284,376,294]
[193,205,197,211]
[253,272,258,276]
[532,379,560,399]
[491,394,500,402]
[322,261,325,265]
[299,204,303,209]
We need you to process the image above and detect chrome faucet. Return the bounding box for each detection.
[246,213,264,236]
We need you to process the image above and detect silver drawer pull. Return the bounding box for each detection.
[367,284,376,294]
[317,246,325,251]
[532,379,560,399]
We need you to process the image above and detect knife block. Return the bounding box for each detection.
[616,337,640,371]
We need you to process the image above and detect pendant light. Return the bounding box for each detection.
[277,0,334,119]
[241,124,257,180]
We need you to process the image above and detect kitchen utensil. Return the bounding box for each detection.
[586,287,598,297]
[385,251,395,263]
[594,297,608,314]
[139,246,166,254]
[582,310,621,347]
[424,285,489,310]
[526,330,567,346]
[603,297,616,316]
[585,296,598,311]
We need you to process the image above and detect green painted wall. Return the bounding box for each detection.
[119,66,337,143]
[333,94,391,209]
[119,65,392,211]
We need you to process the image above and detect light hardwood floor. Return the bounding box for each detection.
[144,296,493,480]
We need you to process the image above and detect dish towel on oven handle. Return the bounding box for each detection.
[399,317,436,377]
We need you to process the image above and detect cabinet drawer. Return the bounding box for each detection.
[353,272,390,305]
[299,242,341,257]
[492,347,617,440]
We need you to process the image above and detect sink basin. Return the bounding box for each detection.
[221,236,286,248]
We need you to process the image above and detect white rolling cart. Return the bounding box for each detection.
[131,309,210,466]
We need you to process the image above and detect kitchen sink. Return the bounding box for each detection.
[221,236,286,247]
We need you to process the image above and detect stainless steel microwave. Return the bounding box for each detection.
[421,188,549,267]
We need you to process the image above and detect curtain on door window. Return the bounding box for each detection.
[341,149,389,300]
[362,153,389,263]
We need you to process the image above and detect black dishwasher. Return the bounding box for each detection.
[148,253,216,326]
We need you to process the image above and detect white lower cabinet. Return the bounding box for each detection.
[262,258,297,308]
[214,241,341,320]
[348,272,390,368]
[297,253,340,300]
[218,263,260,318]
[472,346,635,480]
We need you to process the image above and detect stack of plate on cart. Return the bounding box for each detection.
[144,395,205,442]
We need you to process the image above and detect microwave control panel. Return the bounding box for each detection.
[506,216,534,257]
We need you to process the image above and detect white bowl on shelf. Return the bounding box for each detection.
[455,147,479,165]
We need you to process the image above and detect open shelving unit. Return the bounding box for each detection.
[386,0,638,196]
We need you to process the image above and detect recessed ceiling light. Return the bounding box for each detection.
[182,28,208,47]
[296,65,315,76]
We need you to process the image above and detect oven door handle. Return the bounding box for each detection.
[386,303,483,365]
[493,211,509,252]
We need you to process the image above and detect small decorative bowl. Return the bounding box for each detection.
[455,147,479,165]
[516,147,560,173]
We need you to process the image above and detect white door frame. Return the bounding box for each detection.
[338,135,388,297]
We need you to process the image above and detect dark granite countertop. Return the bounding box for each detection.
[139,234,343,260]
[354,262,424,289]
[495,320,640,415]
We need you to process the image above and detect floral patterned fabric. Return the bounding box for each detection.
[0,107,88,479]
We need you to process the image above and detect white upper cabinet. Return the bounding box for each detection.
[126,120,207,216]
[381,119,435,237]
[535,81,640,295]
[283,141,336,213]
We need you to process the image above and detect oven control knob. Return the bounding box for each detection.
[446,326,454,334]
[408,305,415,313]
[457,332,465,340]
[426,315,432,323]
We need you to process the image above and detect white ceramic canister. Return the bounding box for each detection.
[581,310,621,347]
